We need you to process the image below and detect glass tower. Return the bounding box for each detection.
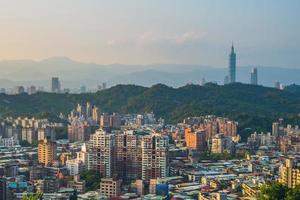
[229,45,236,83]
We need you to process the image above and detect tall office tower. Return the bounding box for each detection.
[141,134,169,182]
[250,67,258,85]
[0,178,6,200]
[88,129,115,178]
[68,120,91,142]
[115,130,142,181]
[184,128,207,151]
[228,44,236,83]
[278,158,300,188]
[51,77,61,93]
[38,138,57,166]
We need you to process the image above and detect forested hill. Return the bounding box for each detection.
[0,83,299,133]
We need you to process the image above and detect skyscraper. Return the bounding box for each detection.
[250,67,258,85]
[51,77,61,93]
[229,45,236,83]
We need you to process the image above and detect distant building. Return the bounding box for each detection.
[278,158,300,188]
[250,67,258,85]
[275,81,281,89]
[51,77,61,93]
[66,159,84,176]
[80,85,86,93]
[102,82,107,90]
[100,178,122,198]
[211,133,232,154]
[68,119,91,142]
[67,175,86,194]
[88,129,114,177]
[14,86,25,94]
[224,76,229,85]
[38,138,57,166]
[115,130,142,181]
[185,128,206,151]
[229,45,236,83]
[141,134,169,181]
[27,85,37,95]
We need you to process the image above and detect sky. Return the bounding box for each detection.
[0,0,299,67]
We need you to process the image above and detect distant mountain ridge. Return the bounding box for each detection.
[0,57,299,89]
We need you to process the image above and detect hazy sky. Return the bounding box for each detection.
[0,0,299,67]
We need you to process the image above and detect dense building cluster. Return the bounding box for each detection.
[0,104,299,199]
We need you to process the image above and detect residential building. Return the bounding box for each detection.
[184,128,206,151]
[278,158,300,188]
[141,134,169,182]
[38,138,57,166]
[99,178,122,198]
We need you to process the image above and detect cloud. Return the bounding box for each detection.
[173,31,207,44]
[135,31,207,46]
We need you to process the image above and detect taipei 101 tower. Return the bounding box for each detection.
[229,44,236,83]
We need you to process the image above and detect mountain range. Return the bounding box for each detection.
[0,57,299,89]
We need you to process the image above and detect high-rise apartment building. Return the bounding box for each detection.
[229,45,236,83]
[100,113,111,128]
[88,129,115,178]
[211,133,232,154]
[115,130,142,181]
[51,77,61,93]
[250,67,258,85]
[278,158,300,188]
[68,119,91,142]
[92,106,100,123]
[141,134,169,182]
[184,128,206,151]
[38,138,57,166]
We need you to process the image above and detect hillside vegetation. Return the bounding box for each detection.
[0,83,299,136]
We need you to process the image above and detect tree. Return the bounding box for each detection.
[259,183,288,200]
[22,193,42,200]
[80,170,101,191]
[285,186,300,200]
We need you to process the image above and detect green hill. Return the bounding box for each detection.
[0,83,299,138]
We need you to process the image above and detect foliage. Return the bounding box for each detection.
[55,126,68,140]
[19,140,38,148]
[0,83,300,141]
[197,151,243,161]
[258,183,300,200]
[22,193,42,200]
[80,170,101,191]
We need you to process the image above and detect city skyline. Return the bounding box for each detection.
[0,0,299,67]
